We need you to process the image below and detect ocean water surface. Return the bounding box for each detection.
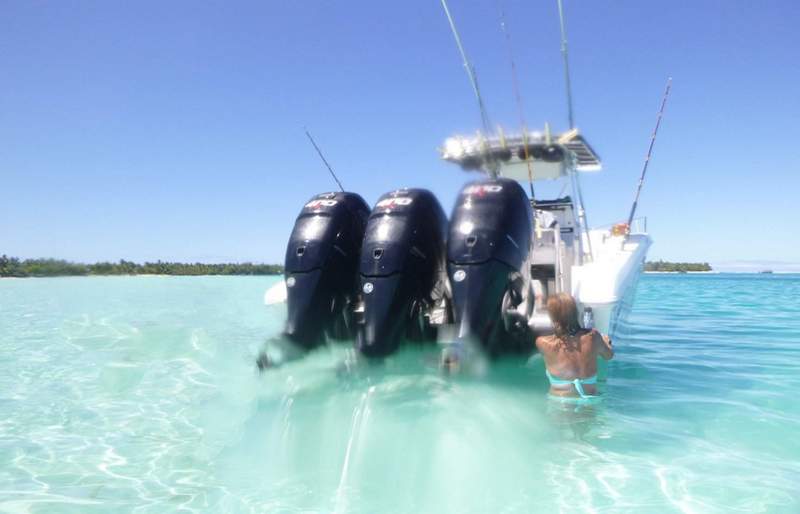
[1,273,799,513]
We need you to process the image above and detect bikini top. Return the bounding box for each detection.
[545,369,598,399]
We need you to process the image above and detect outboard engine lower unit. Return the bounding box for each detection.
[447,179,532,355]
[356,189,449,358]
[283,191,370,348]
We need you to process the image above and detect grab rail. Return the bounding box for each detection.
[592,217,648,234]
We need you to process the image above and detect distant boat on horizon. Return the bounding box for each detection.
[759,270,774,274]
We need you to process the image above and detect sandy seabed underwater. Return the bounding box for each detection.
[1,273,799,513]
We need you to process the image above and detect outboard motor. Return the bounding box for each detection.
[356,189,448,358]
[283,191,370,348]
[447,178,532,355]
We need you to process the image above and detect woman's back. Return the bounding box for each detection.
[535,294,614,398]
[536,330,607,379]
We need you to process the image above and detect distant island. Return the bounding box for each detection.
[644,260,712,273]
[2,255,715,277]
[0,255,283,278]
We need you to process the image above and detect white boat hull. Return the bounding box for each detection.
[572,232,651,336]
[264,280,287,305]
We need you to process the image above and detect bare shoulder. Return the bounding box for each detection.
[580,329,599,348]
[592,329,612,345]
[590,329,614,359]
[535,334,553,350]
[579,329,597,342]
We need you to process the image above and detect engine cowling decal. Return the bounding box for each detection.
[376,197,413,208]
[463,184,503,196]
[304,199,338,209]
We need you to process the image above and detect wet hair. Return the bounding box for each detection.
[546,293,582,338]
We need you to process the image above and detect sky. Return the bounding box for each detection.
[2,0,799,270]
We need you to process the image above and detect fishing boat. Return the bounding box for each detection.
[261,0,669,366]
[439,128,651,338]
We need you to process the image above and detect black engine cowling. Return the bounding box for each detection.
[356,189,448,358]
[447,178,532,354]
[283,191,370,348]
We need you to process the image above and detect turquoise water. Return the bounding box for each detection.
[1,274,799,513]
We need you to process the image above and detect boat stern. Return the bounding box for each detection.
[572,230,651,335]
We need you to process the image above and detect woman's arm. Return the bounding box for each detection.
[535,335,550,354]
[593,330,614,360]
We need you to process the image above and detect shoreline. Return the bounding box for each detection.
[6,272,799,280]
[644,271,717,274]
[1,273,283,279]
[645,270,800,275]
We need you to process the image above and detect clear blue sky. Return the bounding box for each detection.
[2,1,799,268]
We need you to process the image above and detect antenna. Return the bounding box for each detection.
[625,77,673,233]
[304,128,345,192]
[439,0,497,178]
[497,0,535,201]
[556,0,575,129]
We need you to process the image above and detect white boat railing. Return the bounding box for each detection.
[592,216,648,235]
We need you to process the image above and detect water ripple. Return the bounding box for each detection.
[1,275,799,512]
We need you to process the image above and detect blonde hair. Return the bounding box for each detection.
[546,293,581,338]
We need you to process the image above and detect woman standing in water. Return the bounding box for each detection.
[535,293,614,399]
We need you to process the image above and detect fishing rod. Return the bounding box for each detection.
[555,0,593,260]
[439,0,497,178]
[497,0,536,202]
[556,0,575,129]
[625,77,673,235]
[304,127,345,192]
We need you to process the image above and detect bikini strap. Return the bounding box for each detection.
[546,370,597,399]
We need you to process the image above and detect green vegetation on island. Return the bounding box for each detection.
[644,260,712,273]
[1,255,713,277]
[0,255,283,278]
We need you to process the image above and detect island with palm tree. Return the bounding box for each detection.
[644,260,712,273]
[0,255,283,277]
